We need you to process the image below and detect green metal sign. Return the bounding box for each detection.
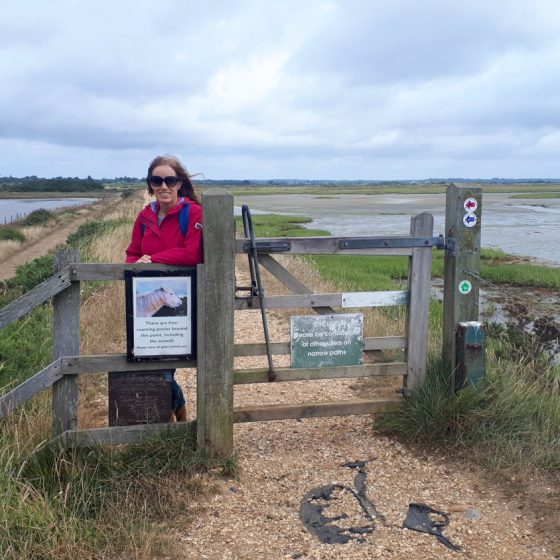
[291,313,363,368]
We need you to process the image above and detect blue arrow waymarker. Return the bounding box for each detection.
[463,213,477,227]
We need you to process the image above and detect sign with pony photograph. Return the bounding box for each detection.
[125,269,196,361]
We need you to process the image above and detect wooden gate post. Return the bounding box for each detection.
[197,189,235,455]
[442,184,482,387]
[405,213,434,392]
[52,248,80,436]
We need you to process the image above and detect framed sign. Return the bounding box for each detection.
[125,269,196,361]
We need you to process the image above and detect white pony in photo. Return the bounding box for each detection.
[136,286,182,317]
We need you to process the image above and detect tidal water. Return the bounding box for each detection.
[236,192,560,266]
[0,198,99,224]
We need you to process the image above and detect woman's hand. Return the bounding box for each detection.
[136,255,152,263]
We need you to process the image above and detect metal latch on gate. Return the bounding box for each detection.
[242,240,292,253]
[339,235,455,256]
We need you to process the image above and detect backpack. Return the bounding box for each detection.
[141,203,191,237]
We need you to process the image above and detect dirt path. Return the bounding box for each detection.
[0,200,113,280]
[171,268,558,560]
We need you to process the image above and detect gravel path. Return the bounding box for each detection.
[172,266,557,560]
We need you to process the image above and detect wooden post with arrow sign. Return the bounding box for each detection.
[442,184,485,390]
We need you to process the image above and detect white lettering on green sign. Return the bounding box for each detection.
[291,313,363,368]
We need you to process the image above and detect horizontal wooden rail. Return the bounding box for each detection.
[71,262,194,281]
[0,360,63,419]
[234,336,407,357]
[0,270,71,329]
[235,291,408,311]
[54,421,195,447]
[235,237,414,256]
[61,354,196,375]
[233,398,403,423]
[234,362,406,384]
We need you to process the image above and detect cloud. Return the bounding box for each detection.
[1,0,560,178]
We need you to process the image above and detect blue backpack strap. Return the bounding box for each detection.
[141,203,191,237]
[178,203,191,237]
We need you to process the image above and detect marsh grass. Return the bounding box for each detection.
[377,353,560,473]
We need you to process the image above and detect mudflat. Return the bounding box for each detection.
[236,192,560,266]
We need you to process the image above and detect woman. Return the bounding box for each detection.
[126,155,203,421]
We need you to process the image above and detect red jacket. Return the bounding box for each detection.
[125,197,203,265]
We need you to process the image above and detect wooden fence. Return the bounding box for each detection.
[0,186,482,455]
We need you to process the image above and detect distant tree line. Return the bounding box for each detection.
[0,176,105,192]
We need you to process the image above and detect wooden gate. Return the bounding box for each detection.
[197,190,434,454]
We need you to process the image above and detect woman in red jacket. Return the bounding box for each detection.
[126,155,203,421]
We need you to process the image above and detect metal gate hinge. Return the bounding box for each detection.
[338,235,456,256]
[242,240,292,253]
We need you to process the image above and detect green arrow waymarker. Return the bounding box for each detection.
[458,280,472,294]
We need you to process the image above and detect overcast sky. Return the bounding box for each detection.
[1,1,559,180]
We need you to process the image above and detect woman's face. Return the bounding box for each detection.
[150,164,181,207]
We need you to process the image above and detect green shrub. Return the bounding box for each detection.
[0,227,25,242]
[22,209,55,226]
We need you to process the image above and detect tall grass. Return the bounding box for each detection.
[0,421,235,559]
[377,354,560,473]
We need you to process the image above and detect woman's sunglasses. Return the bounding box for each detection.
[149,175,181,188]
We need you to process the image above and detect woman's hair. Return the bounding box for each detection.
[146,154,200,204]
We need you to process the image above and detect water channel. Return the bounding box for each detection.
[0,198,99,224]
